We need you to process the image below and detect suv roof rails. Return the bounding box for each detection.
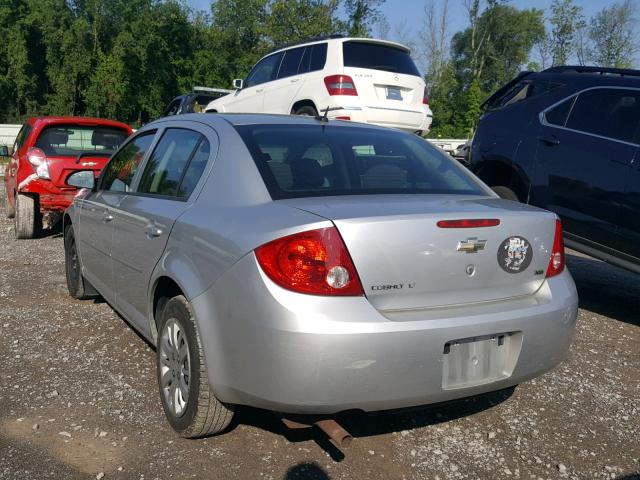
[270,34,343,54]
[542,65,640,78]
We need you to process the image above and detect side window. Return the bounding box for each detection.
[177,139,210,198]
[298,47,311,74]
[310,43,328,71]
[544,97,575,127]
[566,88,640,143]
[137,128,206,197]
[101,132,155,192]
[164,99,182,117]
[277,47,305,79]
[245,53,283,88]
[13,124,31,152]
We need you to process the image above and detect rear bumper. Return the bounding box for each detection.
[192,254,578,414]
[19,176,77,212]
[325,100,431,133]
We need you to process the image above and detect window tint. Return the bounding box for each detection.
[245,53,283,88]
[309,43,327,71]
[101,133,155,192]
[35,125,129,157]
[177,139,210,198]
[487,80,559,111]
[278,47,305,79]
[343,41,420,77]
[137,129,207,197]
[544,97,575,126]
[236,125,484,199]
[566,88,640,143]
[13,124,31,152]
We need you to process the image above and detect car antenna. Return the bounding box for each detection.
[315,106,342,123]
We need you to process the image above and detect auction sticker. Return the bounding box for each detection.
[498,236,532,273]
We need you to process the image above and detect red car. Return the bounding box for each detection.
[3,117,132,238]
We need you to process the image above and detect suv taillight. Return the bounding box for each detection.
[546,219,565,278]
[255,227,364,296]
[27,147,50,180]
[423,87,429,105]
[324,75,358,96]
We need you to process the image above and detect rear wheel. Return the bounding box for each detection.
[14,193,40,239]
[293,105,318,117]
[64,225,92,300]
[157,295,234,438]
[492,186,519,202]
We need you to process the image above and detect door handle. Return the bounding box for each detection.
[103,212,114,222]
[537,135,560,146]
[290,78,300,83]
[146,224,163,238]
[255,88,264,93]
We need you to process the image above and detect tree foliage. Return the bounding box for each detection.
[588,0,639,68]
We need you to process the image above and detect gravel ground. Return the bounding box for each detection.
[0,185,638,480]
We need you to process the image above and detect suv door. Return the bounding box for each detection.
[221,52,283,113]
[534,87,639,252]
[78,132,156,301]
[110,124,215,334]
[263,46,307,113]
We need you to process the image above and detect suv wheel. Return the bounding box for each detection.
[293,105,318,117]
[14,193,40,239]
[64,225,92,299]
[157,295,234,438]
[492,186,519,202]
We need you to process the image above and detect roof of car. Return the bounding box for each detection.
[148,112,400,133]
[267,36,411,56]
[27,116,132,131]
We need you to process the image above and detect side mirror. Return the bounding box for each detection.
[0,145,9,156]
[66,170,95,190]
[233,79,244,90]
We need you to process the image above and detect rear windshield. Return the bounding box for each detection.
[343,41,421,77]
[235,125,485,199]
[35,125,129,157]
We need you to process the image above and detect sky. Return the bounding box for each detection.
[187,0,611,41]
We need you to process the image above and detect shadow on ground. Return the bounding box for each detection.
[566,253,639,327]
[232,387,514,461]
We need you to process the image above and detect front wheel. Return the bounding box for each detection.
[157,295,234,438]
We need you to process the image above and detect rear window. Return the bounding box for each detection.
[342,41,420,77]
[235,125,485,199]
[35,125,129,157]
[485,80,560,111]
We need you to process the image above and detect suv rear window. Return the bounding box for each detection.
[35,125,129,157]
[485,80,559,111]
[236,125,484,199]
[342,41,420,77]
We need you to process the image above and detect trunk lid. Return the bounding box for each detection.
[46,154,109,188]
[281,195,557,311]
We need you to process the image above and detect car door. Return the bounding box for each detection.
[262,46,307,113]
[110,123,216,334]
[77,131,156,301]
[619,148,640,262]
[533,87,639,251]
[222,52,283,113]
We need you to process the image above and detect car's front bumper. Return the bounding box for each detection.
[192,254,578,414]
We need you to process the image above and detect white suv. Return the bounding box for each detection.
[205,37,433,134]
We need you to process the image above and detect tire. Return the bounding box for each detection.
[293,105,318,117]
[4,190,15,219]
[157,295,234,438]
[492,186,519,202]
[14,193,40,239]
[64,225,92,300]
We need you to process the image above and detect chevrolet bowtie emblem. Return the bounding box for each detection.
[457,237,487,254]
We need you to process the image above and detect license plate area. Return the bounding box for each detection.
[442,332,522,390]
[386,87,402,100]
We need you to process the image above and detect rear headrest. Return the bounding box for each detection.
[44,130,69,145]
[92,131,121,149]
[290,157,325,188]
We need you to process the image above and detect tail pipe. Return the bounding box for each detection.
[281,417,353,450]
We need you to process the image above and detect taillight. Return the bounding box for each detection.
[255,227,364,296]
[437,219,500,228]
[423,87,429,105]
[324,75,358,96]
[27,147,50,180]
[546,219,565,278]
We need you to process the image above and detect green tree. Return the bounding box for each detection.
[588,0,638,68]
[344,0,383,37]
[547,0,584,66]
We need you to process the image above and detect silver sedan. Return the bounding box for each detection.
[63,114,578,439]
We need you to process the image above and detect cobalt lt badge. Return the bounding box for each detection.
[498,236,532,273]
